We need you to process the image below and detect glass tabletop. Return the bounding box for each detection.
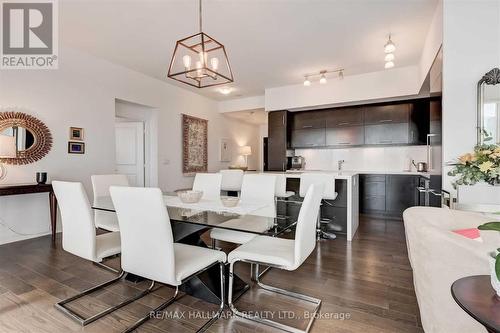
[92,195,296,237]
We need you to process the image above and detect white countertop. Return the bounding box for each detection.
[260,169,434,179]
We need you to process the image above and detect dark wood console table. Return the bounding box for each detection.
[0,183,57,243]
[451,275,500,333]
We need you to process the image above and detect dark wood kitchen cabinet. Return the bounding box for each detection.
[364,103,411,125]
[325,107,364,127]
[364,123,410,145]
[360,174,420,219]
[292,111,326,129]
[325,126,364,146]
[268,110,289,171]
[291,128,326,148]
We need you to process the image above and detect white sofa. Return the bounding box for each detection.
[403,207,500,333]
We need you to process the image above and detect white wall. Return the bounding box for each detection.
[419,0,443,87]
[295,146,428,172]
[0,46,260,244]
[265,65,421,111]
[442,0,500,192]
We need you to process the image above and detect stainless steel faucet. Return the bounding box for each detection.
[338,159,345,171]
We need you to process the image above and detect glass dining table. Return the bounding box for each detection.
[92,194,297,305]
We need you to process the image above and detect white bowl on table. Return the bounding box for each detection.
[221,197,239,207]
[177,190,203,203]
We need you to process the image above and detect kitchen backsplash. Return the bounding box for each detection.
[295,145,441,172]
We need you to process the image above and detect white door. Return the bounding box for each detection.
[115,122,145,186]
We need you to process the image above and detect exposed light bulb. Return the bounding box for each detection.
[196,60,203,76]
[319,73,327,84]
[384,53,395,62]
[385,61,395,69]
[303,76,311,86]
[384,35,396,53]
[199,51,208,66]
[210,57,219,71]
[182,55,191,69]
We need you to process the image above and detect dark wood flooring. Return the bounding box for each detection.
[0,217,423,332]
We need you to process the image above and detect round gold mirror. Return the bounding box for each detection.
[0,111,52,165]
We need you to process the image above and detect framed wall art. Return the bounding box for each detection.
[220,138,231,162]
[69,127,84,141]
[182,114,208,174]
[68,141,85,154]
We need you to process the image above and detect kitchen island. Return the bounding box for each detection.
[260,170,432,241]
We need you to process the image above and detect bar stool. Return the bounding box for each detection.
[299,173,338,240]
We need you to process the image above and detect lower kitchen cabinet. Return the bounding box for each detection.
[360,174,421,219]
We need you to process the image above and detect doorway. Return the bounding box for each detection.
[115,99,159,187]
[115,121,145,186]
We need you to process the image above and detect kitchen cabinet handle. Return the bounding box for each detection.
[282,115,285,125]
[379,119,393,123]
[338,142,351,145]
[379,140,393,143]
[338,122,350,126]
[302,125,313,128]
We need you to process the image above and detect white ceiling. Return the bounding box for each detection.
[223,109,267,125]
[60,0,438,101]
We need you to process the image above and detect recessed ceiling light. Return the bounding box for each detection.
[219,87,232,95]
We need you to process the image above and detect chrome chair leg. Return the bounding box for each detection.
[55,271,156,326]
[123,286,179,333]
[93,260,120,274]
[123,261,226,333]
[229,260,322,333]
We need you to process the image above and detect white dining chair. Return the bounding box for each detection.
[91,174,129,231]
[52,181,150,326]
[192,173,222,200]
[220,169,244,194]
[275,173,295,199]
[210,174,277,248]
[227,183,324,333]
[299,173,338,240]
[110,186,227,333]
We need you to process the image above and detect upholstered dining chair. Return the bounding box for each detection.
[110,186,227,333]
[227,183,324,333]
[52,181,151,326]
[219,169,244,194]
[210,174,277,248]
[192,173,222,200]
[91,174,129,231]
[299,173,337,240]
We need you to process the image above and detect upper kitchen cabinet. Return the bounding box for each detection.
[292,128,326,148]
[364,103,411,124]
[292,111,326,129]
[325,107,364,127]
[267,110,289,171]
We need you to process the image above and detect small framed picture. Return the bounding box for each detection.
[68,141,85,154]
[69,127,84,141]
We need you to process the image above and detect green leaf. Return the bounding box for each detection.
[496,254,500,281]
[478,222,500,231]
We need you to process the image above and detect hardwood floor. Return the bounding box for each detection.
[0,217,423,333]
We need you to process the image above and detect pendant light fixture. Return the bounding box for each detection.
[384,34,396,69]
[167,0,234,88]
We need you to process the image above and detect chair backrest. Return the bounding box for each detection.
[52,181,96,261]
[220,169,244,192]
[299,173,336,199]
[274,174,288,197]
[241,174,277,217]
[91,174,129,200]
[294,183,324,269]
[110,186,176,284]
[192,173,222,200]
